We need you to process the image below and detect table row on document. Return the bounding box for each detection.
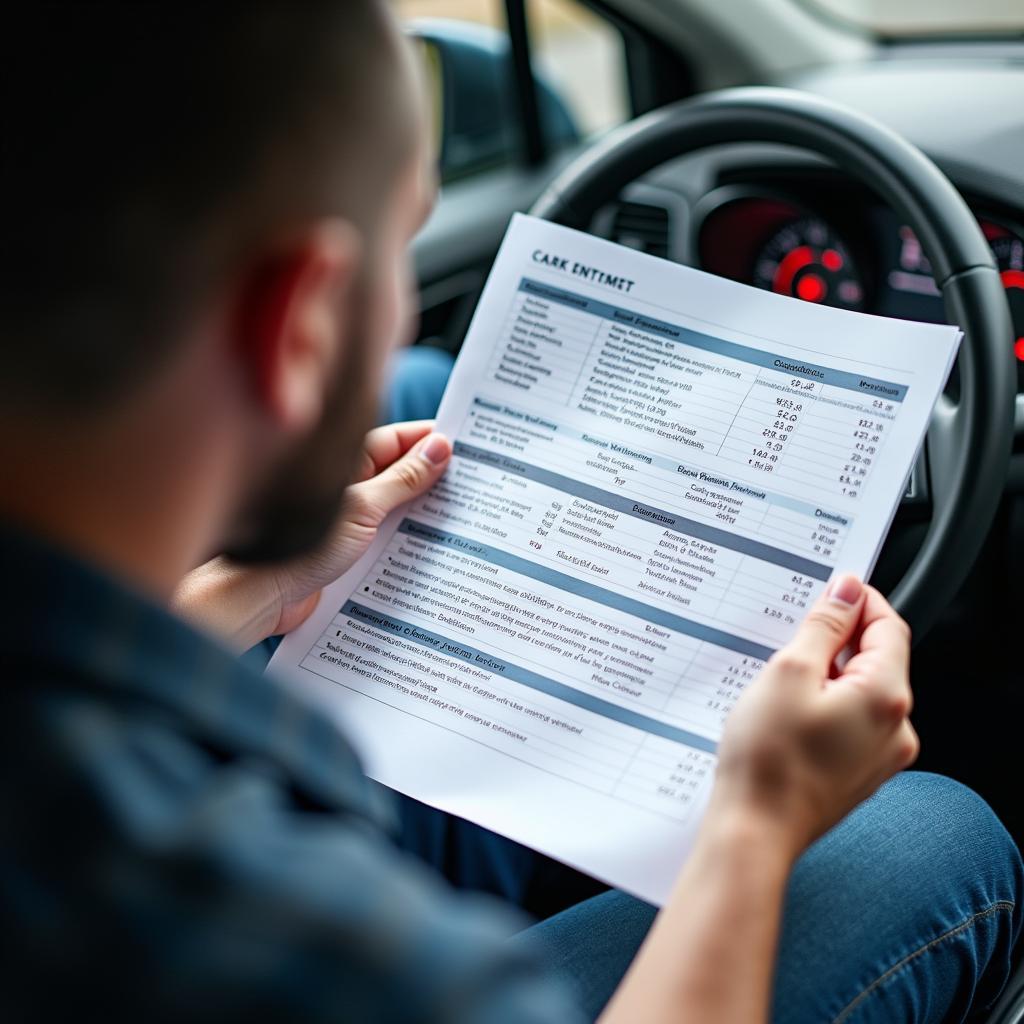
[302,515,736,820]
[488,287,898,503]
[464,400,851,566]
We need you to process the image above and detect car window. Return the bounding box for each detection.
[528,0,629,137]
[397,0,630,183]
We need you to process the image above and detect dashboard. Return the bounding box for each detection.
[597,56,1024,402]
[693,175,1024,387]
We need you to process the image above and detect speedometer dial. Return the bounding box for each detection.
[752,216,865,311]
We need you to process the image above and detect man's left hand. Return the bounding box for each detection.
[172,421,451,650]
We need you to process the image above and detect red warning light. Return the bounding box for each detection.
[1015,337,1024,362]
[796,274,826,303]
[822,248,844,272]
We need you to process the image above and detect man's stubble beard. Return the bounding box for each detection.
[221,290,381,566]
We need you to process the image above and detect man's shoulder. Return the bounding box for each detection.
[0,531,581,1022]
[2,675,575,1024]
[1,610,394,846]
[0,522,389,821]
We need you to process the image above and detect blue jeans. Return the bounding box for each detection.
[513,772,1022,1023]
[263,346,1024,1021]
[381,344,459,424]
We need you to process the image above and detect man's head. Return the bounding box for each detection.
[1,1,434,567]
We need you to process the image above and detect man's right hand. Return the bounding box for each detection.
[708,575,919,860]
[600,578,917,1023]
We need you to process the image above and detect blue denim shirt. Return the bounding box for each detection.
[0,526,582,1022]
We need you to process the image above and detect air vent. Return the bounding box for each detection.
[611,200,671,259]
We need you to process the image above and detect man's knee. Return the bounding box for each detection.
[385,346,455,424]
[772,772,1022,1021]
[850,773,1018,888]
[792,772,1021,929]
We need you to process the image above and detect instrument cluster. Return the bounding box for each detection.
[696,182,1024,385]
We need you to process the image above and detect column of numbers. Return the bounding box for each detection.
[719,379,819,477]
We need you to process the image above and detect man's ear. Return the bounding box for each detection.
[233,220,362,434]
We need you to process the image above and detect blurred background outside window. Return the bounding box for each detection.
[803,0,1024,36]
[397,0,629,182]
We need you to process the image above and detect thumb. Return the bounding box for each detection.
[785,574,865,675]
[346,432,452,528]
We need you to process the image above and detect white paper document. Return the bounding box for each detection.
[270,214,961,904]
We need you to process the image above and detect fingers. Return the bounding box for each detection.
[892,718,920,770]
[836,586,913,719]
[838,716,919,812]
[345,431,452,529]
[816,587,914,770]
[776,574,866,678]
[849,586,912,675]
[355,421,436,482]
[861,717,919,796]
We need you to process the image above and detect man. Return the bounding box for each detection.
[1,3,1020,1021]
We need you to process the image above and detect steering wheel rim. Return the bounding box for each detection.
[530,86,1015,641]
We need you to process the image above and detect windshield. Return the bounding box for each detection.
[803,0,1024,37]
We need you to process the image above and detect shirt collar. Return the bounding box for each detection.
[0,523,394,829]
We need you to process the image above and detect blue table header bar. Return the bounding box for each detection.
[399,517,776,662]
[343,599,719,753]
[453,441,832,582]
[519,277,907,402]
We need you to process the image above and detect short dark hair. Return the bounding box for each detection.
[0,0,411,414]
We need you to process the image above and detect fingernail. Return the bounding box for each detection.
[827,574,863,607]
[418,433,451,466]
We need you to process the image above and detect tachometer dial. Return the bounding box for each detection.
[752,217,865,311]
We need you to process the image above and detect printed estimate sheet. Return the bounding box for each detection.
[270,214,961,904]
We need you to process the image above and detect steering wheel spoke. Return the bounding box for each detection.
[923,392,961,502]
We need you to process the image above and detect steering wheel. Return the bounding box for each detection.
[530,86,1015,642]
